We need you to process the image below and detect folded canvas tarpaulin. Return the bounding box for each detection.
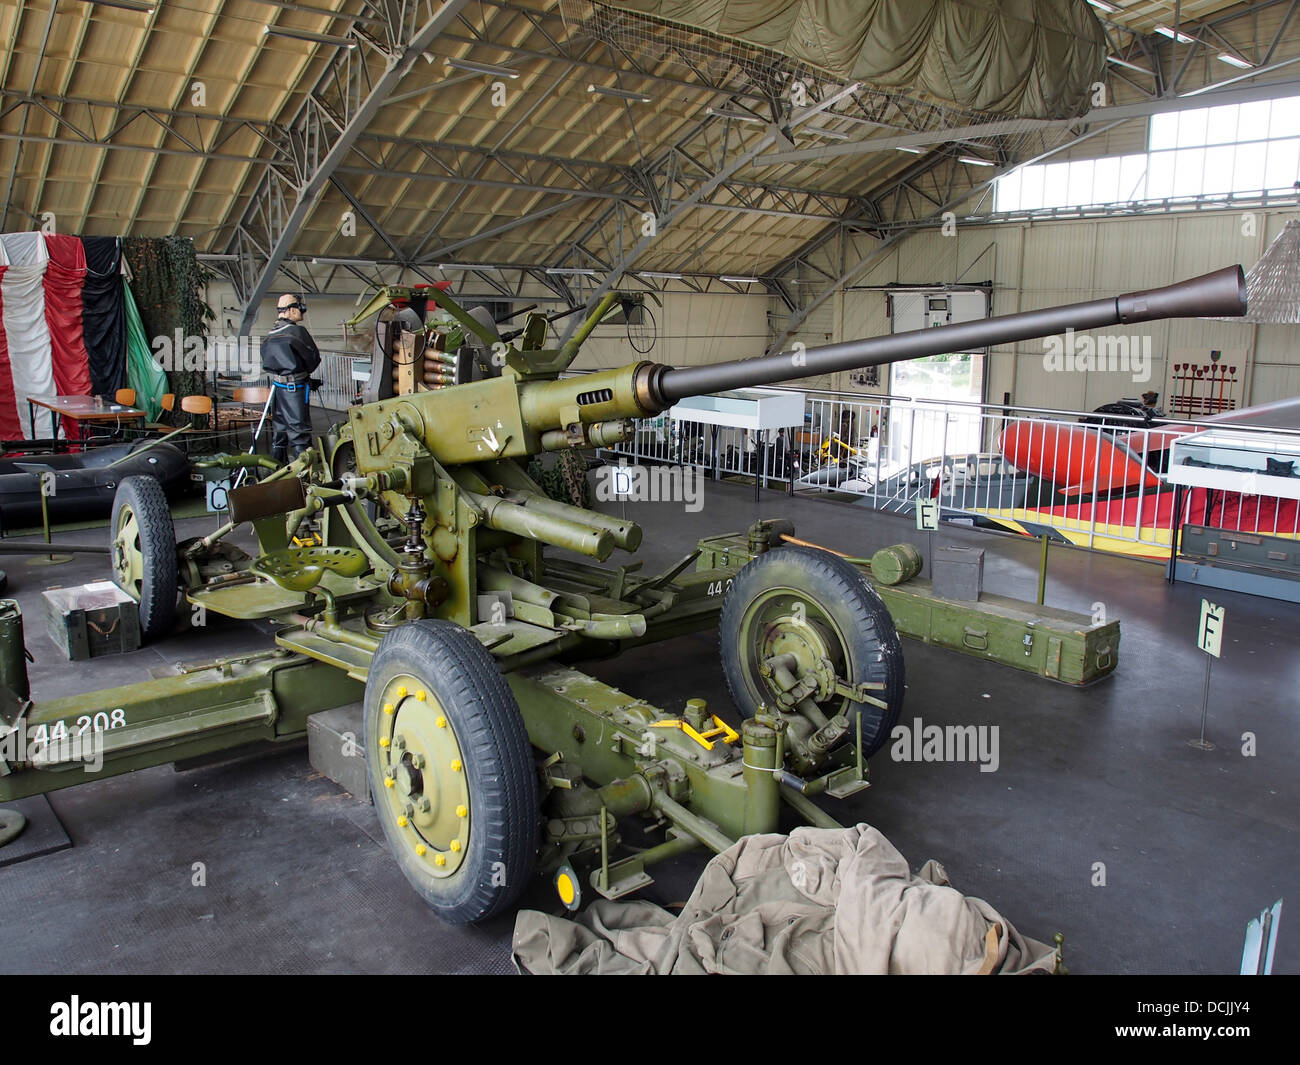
[513,824,1060,975]
[81,236,128,397]
[0,233,56,441]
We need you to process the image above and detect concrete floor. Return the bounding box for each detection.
[1,472,1296,974]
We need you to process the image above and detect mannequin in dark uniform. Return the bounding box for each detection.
[261,294,321,463]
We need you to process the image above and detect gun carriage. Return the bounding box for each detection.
[0,267,1247,923]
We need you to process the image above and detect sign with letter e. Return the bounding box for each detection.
[916,498,939,531]
[1198,599,1225,658]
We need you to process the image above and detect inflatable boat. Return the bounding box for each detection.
[0,440,188,529]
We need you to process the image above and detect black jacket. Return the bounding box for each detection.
[261,319,321,377]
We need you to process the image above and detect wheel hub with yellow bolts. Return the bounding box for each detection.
[748,589,846,704]
[377,675,470,878]
[112,506,145,594]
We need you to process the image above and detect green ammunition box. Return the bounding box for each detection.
[1179,524,1300,581]
[698,533,1119,686]
[42,582,143,662]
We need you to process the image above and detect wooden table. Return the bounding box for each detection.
[26,395,147,450]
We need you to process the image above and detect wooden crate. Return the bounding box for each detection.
[42,581,142,661]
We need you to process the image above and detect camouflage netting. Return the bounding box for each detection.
[528,451,593,509]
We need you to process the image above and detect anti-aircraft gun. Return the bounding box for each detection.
[0,266,1247,924]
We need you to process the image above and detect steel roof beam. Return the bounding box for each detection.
[562,82,865,341]
[0,0,60,230]
[758,74,1300,168]
[768,120,1128,352]
[0,87,860,218]
[228,0,472,335]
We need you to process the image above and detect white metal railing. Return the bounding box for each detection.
[604,389,1300,561]
[315,350,365,410]
[215,350,364,412]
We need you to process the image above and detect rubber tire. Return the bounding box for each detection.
[719,545,905,758]
[364,620,538,924]
[110,476,178,643]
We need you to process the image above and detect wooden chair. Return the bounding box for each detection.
[145,393,176,433]
[233,386,271,406]
[181,395,214,433]
[89,387,142,444]
[153,395,212,455]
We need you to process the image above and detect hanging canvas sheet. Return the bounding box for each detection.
[81,236,129,397]
[0,233,56,440]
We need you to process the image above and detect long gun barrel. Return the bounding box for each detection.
[347,267,1246,471]
[647,266,1247,407]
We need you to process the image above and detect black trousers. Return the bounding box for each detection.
[271,381,311,463]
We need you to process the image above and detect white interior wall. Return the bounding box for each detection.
[778,206,1300,411]
[569,291,770,371]
[206,281,373,356]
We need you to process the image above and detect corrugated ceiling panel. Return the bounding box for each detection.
[0,0,1284,287]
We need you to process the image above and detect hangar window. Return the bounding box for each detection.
[994,94,1300,211]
